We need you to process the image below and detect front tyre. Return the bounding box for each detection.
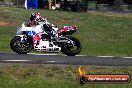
[61,36,82,56]
[10,36,33,54]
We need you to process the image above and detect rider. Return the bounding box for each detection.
[29,12,46,26]
[29,12,57,49]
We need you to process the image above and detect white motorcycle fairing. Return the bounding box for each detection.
[16,22,43,35]
[16,22,61,52]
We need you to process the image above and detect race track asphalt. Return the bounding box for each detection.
[0,52,132,66]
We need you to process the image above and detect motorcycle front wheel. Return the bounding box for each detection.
[61,36,82,56]
[10,36,33,54]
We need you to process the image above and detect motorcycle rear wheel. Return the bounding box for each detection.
[61,36,82,56]
[10,36,33,54]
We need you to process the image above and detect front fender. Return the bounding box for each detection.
[15,35,25,41]
[15,35,33,44]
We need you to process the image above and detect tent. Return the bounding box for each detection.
[24,0,39,9]
[24,0,59,9]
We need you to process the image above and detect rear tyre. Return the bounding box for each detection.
[61,36,82,56]
[10,36,33,54]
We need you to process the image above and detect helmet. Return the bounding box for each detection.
[35,12,41,21]
[30,13,36,21]
[35,12,40,17]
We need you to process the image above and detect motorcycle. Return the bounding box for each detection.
[10,21,82,56]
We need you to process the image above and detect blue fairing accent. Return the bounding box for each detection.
[25,31,36,37]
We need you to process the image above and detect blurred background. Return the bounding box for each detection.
[0,0,132,12]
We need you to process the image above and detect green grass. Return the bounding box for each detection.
[0,6,132,56]
[0,64,131,88]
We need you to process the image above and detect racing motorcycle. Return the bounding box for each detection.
[10,21,82,56]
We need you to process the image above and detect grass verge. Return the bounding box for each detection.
[0,64,131,88]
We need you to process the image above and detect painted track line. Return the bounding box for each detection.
[28,53,58,56]
[2,60,31,62]
[97,56,115,58]
[24,53,132,58]
[46,61,56,63]
[28,53,132,58]
[75,55,87,56]
[1,52,132,65]
[122,57,132,59]
[28,53,87,56]
[46,61,64,63]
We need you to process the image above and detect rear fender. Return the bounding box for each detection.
[58,26,77,36]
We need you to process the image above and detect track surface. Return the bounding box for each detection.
[0,52,132,66]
